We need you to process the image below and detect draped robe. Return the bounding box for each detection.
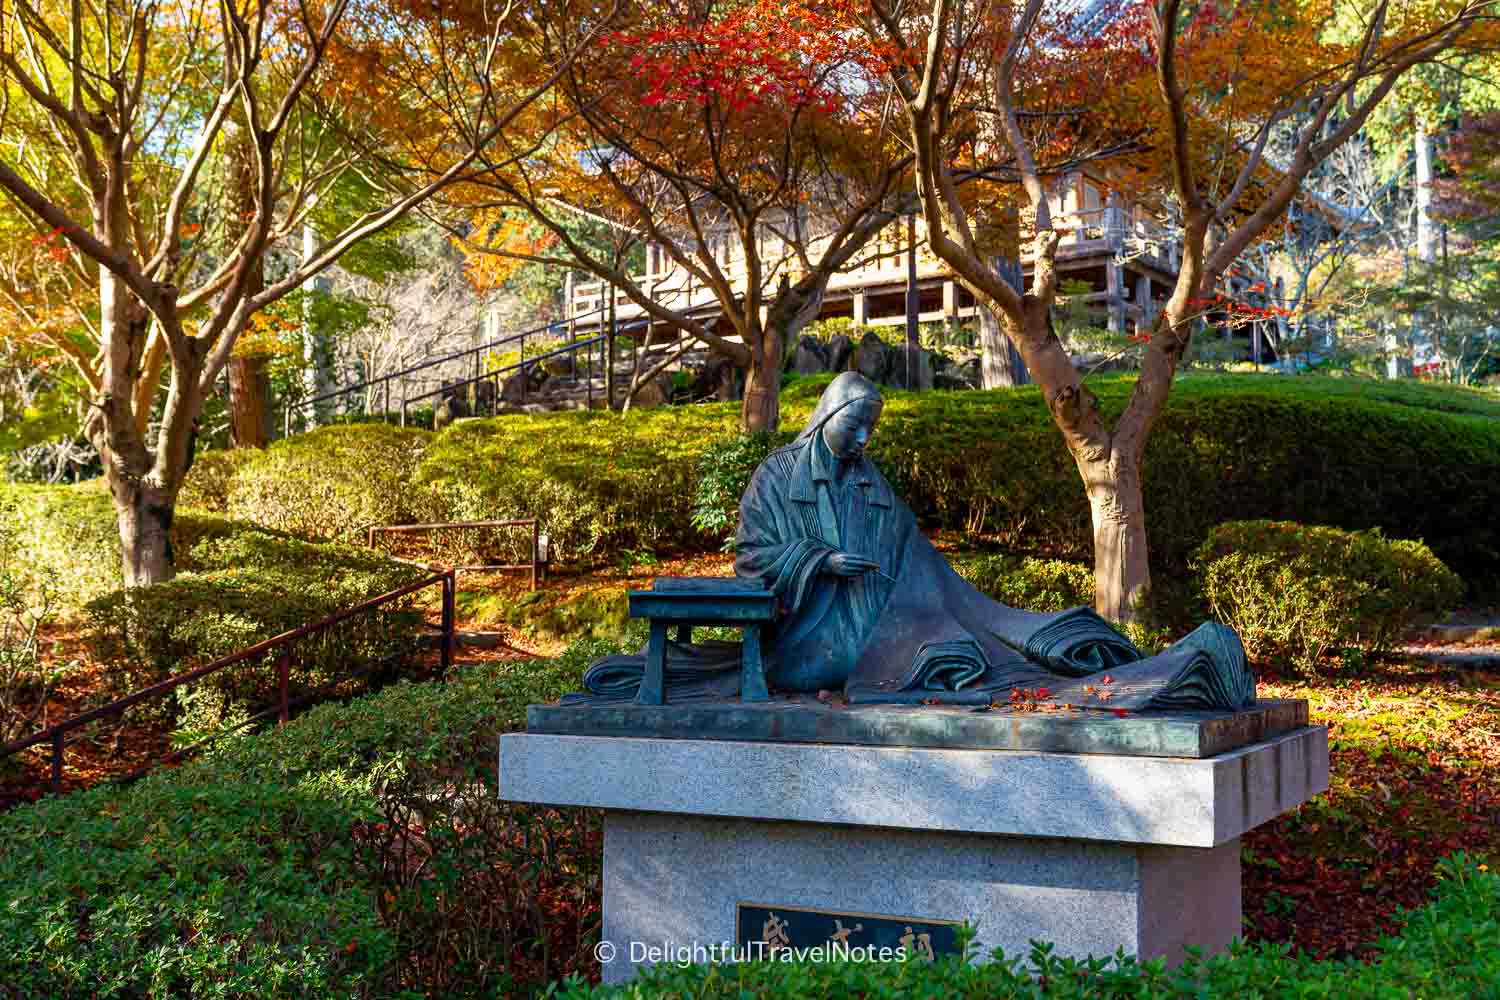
[577,376,1255,713]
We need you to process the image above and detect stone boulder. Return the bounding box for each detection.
[433,388,470,431]
[499,364,548,404]
[628,373,675,410]
[826,333,854,373]
[685,356,742,402]
[794,336,829,375]
[855,331,888,383]
[542,355,576,378]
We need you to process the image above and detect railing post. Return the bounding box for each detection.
[400,379,408,427]
[520,333,527,404]
[441,572,456,672]
[383,378,390,423]
[530,519,539,591]
[606,292,617,411]
[277,644,291,725]
[284,405,291,440]
[50,730,63,795]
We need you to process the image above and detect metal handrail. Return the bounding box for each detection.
[404,335,605,407]
[281,308,661,436]
[299,305,609,410]
[0,569,457,797]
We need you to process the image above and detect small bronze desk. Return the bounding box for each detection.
[628,578,777,705]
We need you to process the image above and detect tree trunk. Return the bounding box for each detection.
[108,471,177,587]
[223,115,270,446]
[228,354,272,447]
[742,327,783,433]
[1080,451,1150,623]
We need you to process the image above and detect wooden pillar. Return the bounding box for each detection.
[606,287,617,410]
[1106,260,1125,335]
[1105,192,1126,251]
[905,214,920,389]
[980,256,1031,388]
[1135,272,1153,328]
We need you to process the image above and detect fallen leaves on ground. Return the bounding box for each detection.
[1243,657,1500,958]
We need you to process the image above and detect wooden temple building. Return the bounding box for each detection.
[565,172,1183,345]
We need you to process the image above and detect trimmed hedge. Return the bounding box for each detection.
[83,533,429,731]
[0,645,605,999]
[222,424,433,541]
[1195,521,1464,671]
[553,854,1500,999]
[415,404,742,563]
[863,375,1500,600]
[0,481,286,610]
[188,375,1500,596]
[418,375,1500,595]
[950,553,1095,612]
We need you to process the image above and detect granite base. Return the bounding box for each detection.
[498,727,1328,984]
[601,811,1240,984]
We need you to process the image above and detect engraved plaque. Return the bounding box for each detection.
[735,902,962,962]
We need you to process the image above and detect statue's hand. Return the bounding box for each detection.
[826,552,878,577]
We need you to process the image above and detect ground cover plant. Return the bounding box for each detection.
[0,647,604,1000]
[1243,657,1500,957]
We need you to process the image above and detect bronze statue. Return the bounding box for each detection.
[577,372,1254,713]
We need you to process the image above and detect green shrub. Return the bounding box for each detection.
[552,854,1500,1000]
[864,376,1500,602]
[1194,521,1464,671]
[177,446,258,513]
[415,375,1500,598]
[0,482,281,609]
[83,540,428,730]
[0,642,608,999]
[950,553,1095,611]
[416,407,744,563]
[0,481,121,608]
[0,496,65,746]
[691,432,792,548]
[225,424,432,541]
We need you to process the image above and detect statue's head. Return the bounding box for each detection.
[799,372,883,460]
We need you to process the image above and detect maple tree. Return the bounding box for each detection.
[453,0,914,432]
[0,0,614,585]
[867,0,1500,621]
[1433,110,1500,238]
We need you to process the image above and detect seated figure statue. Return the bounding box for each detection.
[578,372,1255,713]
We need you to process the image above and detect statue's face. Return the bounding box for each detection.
[822,398,882,460]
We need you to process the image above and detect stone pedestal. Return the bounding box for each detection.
[499,726,1328,984]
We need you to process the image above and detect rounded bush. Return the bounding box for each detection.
[691,431,792,548]
[84,535,429,725]
[177,446,258,514]
[1194,520,1464,671]
[225,425,432,542]
[949,552,1095,611]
